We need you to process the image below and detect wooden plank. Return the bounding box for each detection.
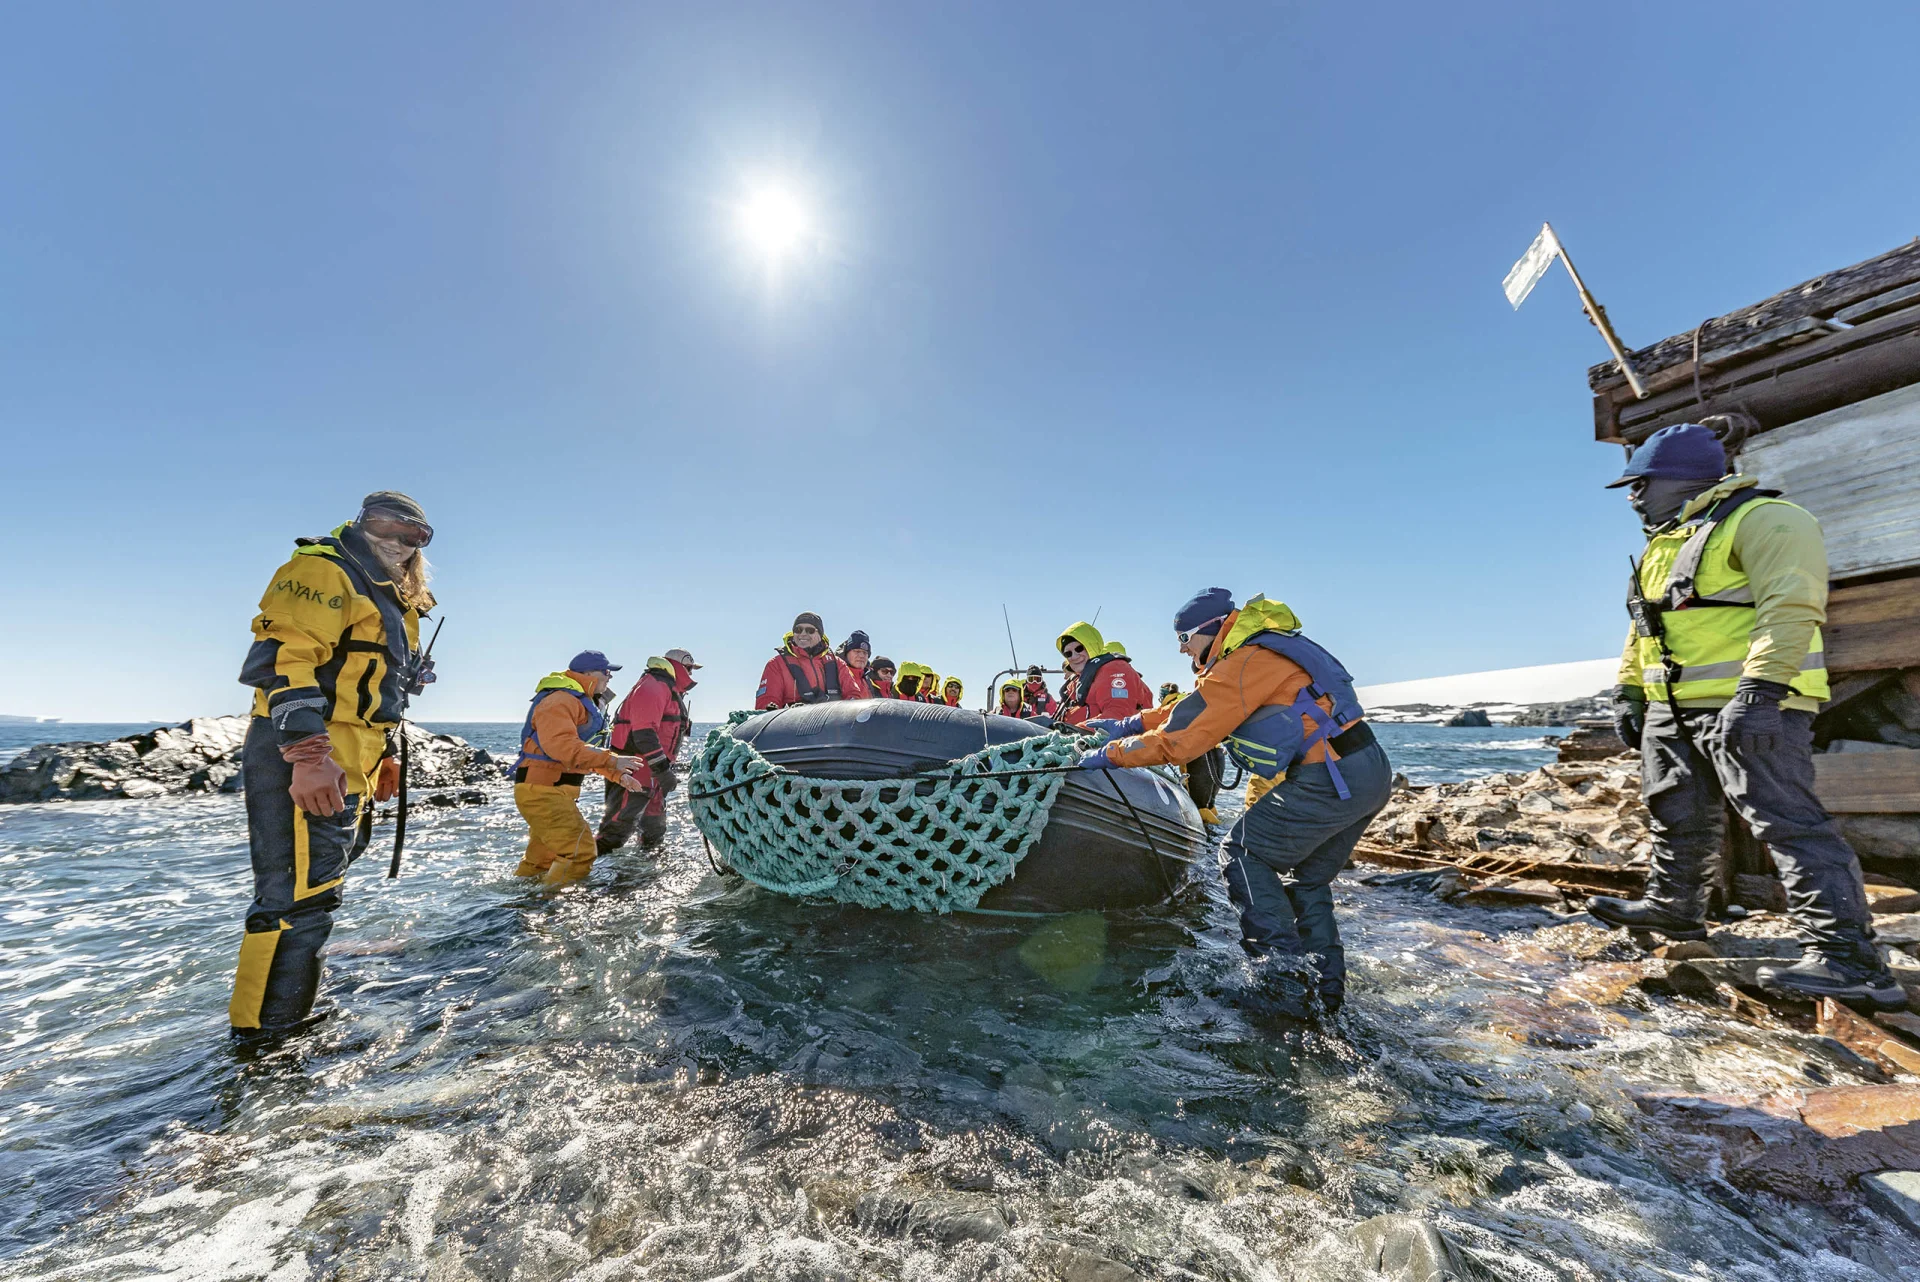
[1588,239,1920,393]
[1593,306,1920,444]
[1350,841,1646,895]
[1813,748,1920,814]
[1732,382,1920,580]
[1826,576,1920,673]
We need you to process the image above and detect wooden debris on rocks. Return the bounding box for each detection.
[1358,756,1651,896]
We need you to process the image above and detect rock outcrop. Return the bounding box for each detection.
[0,716,496,803]
[1369,757,1652,868]
[1442,708,1492,728]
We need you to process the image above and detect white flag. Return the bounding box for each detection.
[1503,222,1561,310]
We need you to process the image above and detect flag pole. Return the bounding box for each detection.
[1549,224,1648,400]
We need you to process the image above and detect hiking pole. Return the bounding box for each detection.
[389,615,444,879]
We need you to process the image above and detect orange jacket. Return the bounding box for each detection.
[1105,613,1355,771]
[519,670,622,786]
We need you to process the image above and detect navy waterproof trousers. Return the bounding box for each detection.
[1221,740,1393,1007]
[1640,703,1875,961]
[230,717,372,1034]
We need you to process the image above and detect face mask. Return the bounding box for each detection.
[1631,476,1715,531]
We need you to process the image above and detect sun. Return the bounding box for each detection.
[737,186,811,260]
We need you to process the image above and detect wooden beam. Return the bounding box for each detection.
[1589,239,1920,394]
[1827,574,1920,673]
[1592,304,1920,444]
[1813,748,1920,814]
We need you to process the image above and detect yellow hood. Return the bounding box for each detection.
[943,678,964,699]
[1057,621,1105,656]
[1217,595,1303,658]
[535,672,586,695]
[1104,641,1128,657]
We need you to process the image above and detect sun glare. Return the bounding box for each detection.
[737,186,811,260]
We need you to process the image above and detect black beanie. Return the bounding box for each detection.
[360,490,428,524]
[870,656,895,673]
[793,612,824,633]
[844,630,871,652]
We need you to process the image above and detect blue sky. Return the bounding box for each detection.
[4,2,1917,721]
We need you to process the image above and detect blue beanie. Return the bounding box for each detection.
[1605,423,1728,488]
[1173,588,1235,634]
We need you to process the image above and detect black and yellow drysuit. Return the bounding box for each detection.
[229,524,429,1036]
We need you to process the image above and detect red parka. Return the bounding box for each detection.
[1059,656,1154,725]
[756,639,861,710]
[610,657,696,817]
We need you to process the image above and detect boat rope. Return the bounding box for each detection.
[687,711,1086,914]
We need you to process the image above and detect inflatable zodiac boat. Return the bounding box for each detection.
[688,700,1206,914]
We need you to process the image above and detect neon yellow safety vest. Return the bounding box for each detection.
[1631,495,1828,704]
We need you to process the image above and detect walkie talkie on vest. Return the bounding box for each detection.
[389,615,444,880]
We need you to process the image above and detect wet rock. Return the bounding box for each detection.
[1030,1240,1142,1282]
[1552,723,1631,762]
[1653,939,1720,961]
[853,1189,1011,1245]
[423,789,490,807]
[0,716,494,803]
[1550,962,1656,1008]
[1820,999,1920,1076]
[1734,873,1792,912]
[1636,1085,1920,1200]
[1862,1170,1920,1235]
[1341,1214,1498,1281]
[1461,876,1563,909]
[1443,709,1492,728]
[1876,915,1920,947]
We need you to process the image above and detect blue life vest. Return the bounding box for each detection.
[1217,631,1366,799]
[514,677,604,773]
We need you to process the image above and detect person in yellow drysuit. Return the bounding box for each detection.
[230,491,438,1041]
[511,651,646,886]
[942,677,964,707]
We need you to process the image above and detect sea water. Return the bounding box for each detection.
[0,722,1913,1279]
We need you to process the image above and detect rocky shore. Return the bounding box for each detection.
[0,716,497,804]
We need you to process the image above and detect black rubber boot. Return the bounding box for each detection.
[1585,895,1708,941]
[1756,953,1909,1012]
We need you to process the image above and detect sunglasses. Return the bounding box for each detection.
[792,625,821,635]
[361,515,434,548]
[1176,616,1226,644]
[1061,642,1087,656]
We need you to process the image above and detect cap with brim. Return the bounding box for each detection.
[664,648,701,669]
[569,649,621,673]
[1605,422,1728,488]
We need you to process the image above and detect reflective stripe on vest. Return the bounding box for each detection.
[1632,496,1829,704]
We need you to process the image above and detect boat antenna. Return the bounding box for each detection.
[1001,604,1021,670]
[1091,606,1103,626]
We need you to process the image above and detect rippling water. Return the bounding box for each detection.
[2,721,1914,1279]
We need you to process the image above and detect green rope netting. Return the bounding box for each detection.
[688,711,1080,913]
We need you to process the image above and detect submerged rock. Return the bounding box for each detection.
[1635,1084,1920,1200]
[0,715,495,803]
[1340,1214,1498,1281]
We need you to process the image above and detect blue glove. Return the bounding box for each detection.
[1075,747,1113,770]
[1083,715,1144,741]
[1717,678,1790,756]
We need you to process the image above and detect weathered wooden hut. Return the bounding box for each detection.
[1588,239,1920,879]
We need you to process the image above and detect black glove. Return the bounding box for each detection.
[1717,678,1792,756]
[1611,685,1646,750]
[649,754,679,793]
